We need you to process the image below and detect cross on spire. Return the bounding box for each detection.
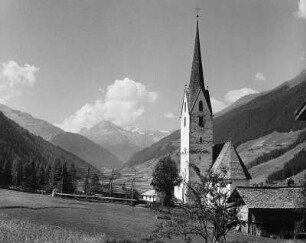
[195,2,201,19]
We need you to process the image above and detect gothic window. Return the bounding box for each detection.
[184,117,186,127]
[184,102,186,112]
[199,116,204,127]
[199,100,203,111]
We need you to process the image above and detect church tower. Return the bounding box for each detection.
[174,19,213,203]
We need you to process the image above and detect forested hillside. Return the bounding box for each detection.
[0,112,100,192]
[124,130,180,168]
[214,70,306,146]
[0,104,122,170]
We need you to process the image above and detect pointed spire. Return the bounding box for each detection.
[189,18,205,105]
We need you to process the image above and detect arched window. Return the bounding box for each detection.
[184,102,186,112]
[199,101,203,111]
[184,117,186,127]
[199,116,204,127]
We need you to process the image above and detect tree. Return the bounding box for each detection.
[52,160,75,193]
[152,164,239,243]
[22,160,37,190]
[45,164,53,191]
[11,156,23,187]
[0,160,12,186]
[151,156,181,206]
[36,163,46,189]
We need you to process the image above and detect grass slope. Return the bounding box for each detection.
[0,214,106,243]
[0,189,303,243]
[249,141,306,184]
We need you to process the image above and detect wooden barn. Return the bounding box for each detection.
[295,101,306,121]
[228,187,306,239]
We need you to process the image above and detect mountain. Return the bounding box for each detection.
[0,104,122,170]
[0,111,100,177]
[122,70,306,189]
[50,132,122,170]
[213,70,306,146]
[215,93,261,117]
[80,121,170,162]
[0,104,63,141]
[124,130,180,168]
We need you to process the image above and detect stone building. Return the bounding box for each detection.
[174,19,251,203]
[174,19,213,203]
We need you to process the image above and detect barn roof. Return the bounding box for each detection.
[230,187,305,209]
[211,141,251,180]
[141,189,157,196]
[295,101,306,121]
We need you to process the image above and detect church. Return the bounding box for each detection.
[174,19,251,203]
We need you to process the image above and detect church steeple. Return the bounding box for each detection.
[189,18,205,106]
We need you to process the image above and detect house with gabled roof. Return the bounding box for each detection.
[228,187,306,238]
[212,141,252,192]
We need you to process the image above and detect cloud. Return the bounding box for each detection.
[211,97,227,113]
[295,0,306,20]
[255,72,266,81]
[300,50,306,61]
[224,88,259,104]
[164,112,176,119]
[55,78,158,132]
[0,60,39,103]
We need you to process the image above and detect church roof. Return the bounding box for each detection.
[188,20,212,114]
[211,141,252,180]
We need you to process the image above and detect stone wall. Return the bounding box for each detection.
[189,90,213,182]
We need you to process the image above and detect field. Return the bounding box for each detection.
[0,189,304,243]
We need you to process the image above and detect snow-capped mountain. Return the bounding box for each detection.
[80,121,170,162]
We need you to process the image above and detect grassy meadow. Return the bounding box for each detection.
[0,189,304,243]
[0,213,107,243]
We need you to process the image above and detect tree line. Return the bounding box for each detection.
[247,130,306,169]
[0,152,77,193]
[267,149,306,183]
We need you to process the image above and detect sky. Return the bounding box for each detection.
[0,0,305,132]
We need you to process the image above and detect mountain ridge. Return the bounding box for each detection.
[0,104,122,170]
[0,111,100,178]
[81,120,170,162]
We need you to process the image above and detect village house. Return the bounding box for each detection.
[141,189,157,203]
[228,187,306,239]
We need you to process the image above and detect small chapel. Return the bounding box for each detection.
[174,18,251,203]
